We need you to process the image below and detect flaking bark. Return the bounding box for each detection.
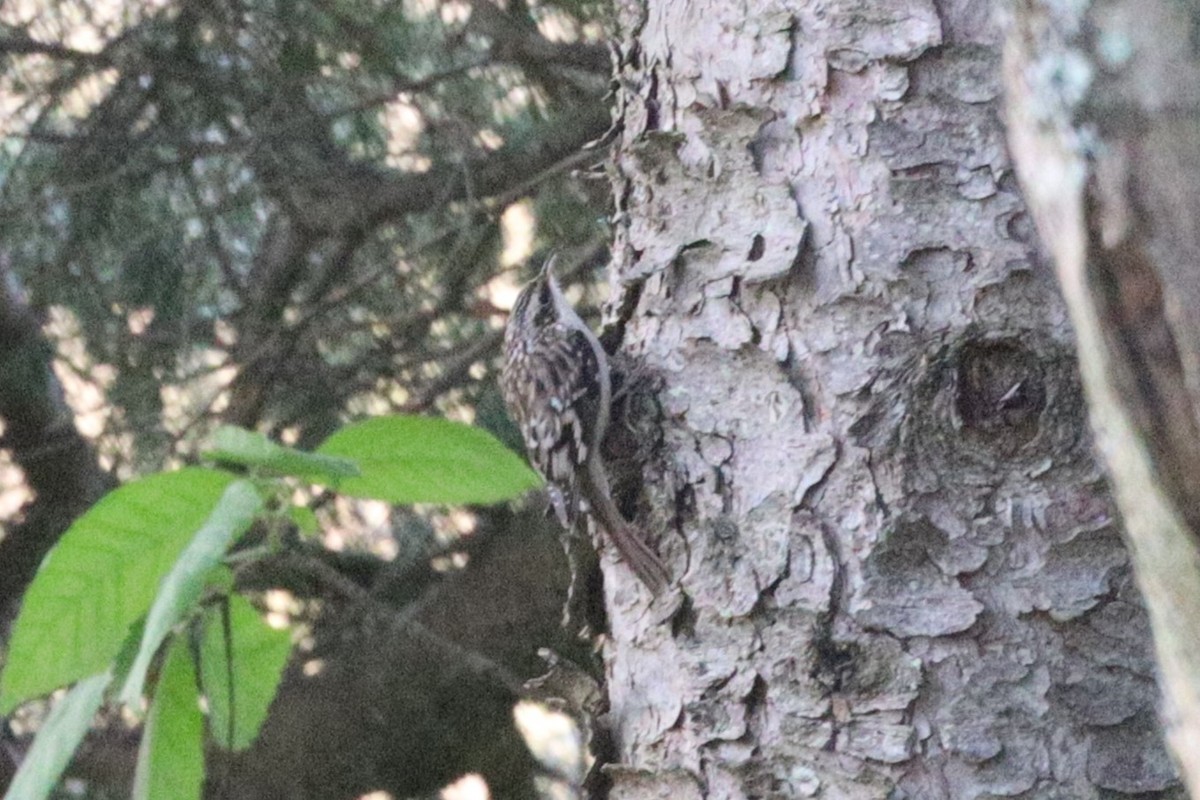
[601,0,1180,797]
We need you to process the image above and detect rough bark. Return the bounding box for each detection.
[602,0,1180,797]
[1003,0,1200,795]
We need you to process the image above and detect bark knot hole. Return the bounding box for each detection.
[954,340,1046,449]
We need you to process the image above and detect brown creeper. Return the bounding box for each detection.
[501,256,670,594]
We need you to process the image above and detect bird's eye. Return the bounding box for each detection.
[531,281,556,326]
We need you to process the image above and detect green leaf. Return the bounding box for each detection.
[199,595,292,750]
[119,481,263,706]
[2,674,110,800]
[1,468,235,714]
[133,638,204,800]
[204,426,360,482]
[315,416,540,504]
[206,566,236,595]
[111,615,149,697]
[287,505,320,538]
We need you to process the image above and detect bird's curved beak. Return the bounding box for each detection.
[540,254,558,281]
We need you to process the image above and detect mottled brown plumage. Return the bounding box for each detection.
[501,256,670,594]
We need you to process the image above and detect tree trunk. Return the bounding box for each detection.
[602,0,1182,797]
[1004,1,1200,795]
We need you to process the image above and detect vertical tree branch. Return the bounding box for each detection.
[0,260,113,619]
[1004,1,1200,792]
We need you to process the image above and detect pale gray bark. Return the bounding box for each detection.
[600,0,1181,797]
[1004,0,1200,795]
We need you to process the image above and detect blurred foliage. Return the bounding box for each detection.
[0,0,615,474]
[2,417,541,798]
[0,0,616,796]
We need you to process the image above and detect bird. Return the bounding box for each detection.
[500,255,670,594]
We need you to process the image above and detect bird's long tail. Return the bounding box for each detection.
[582,464,671,594]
